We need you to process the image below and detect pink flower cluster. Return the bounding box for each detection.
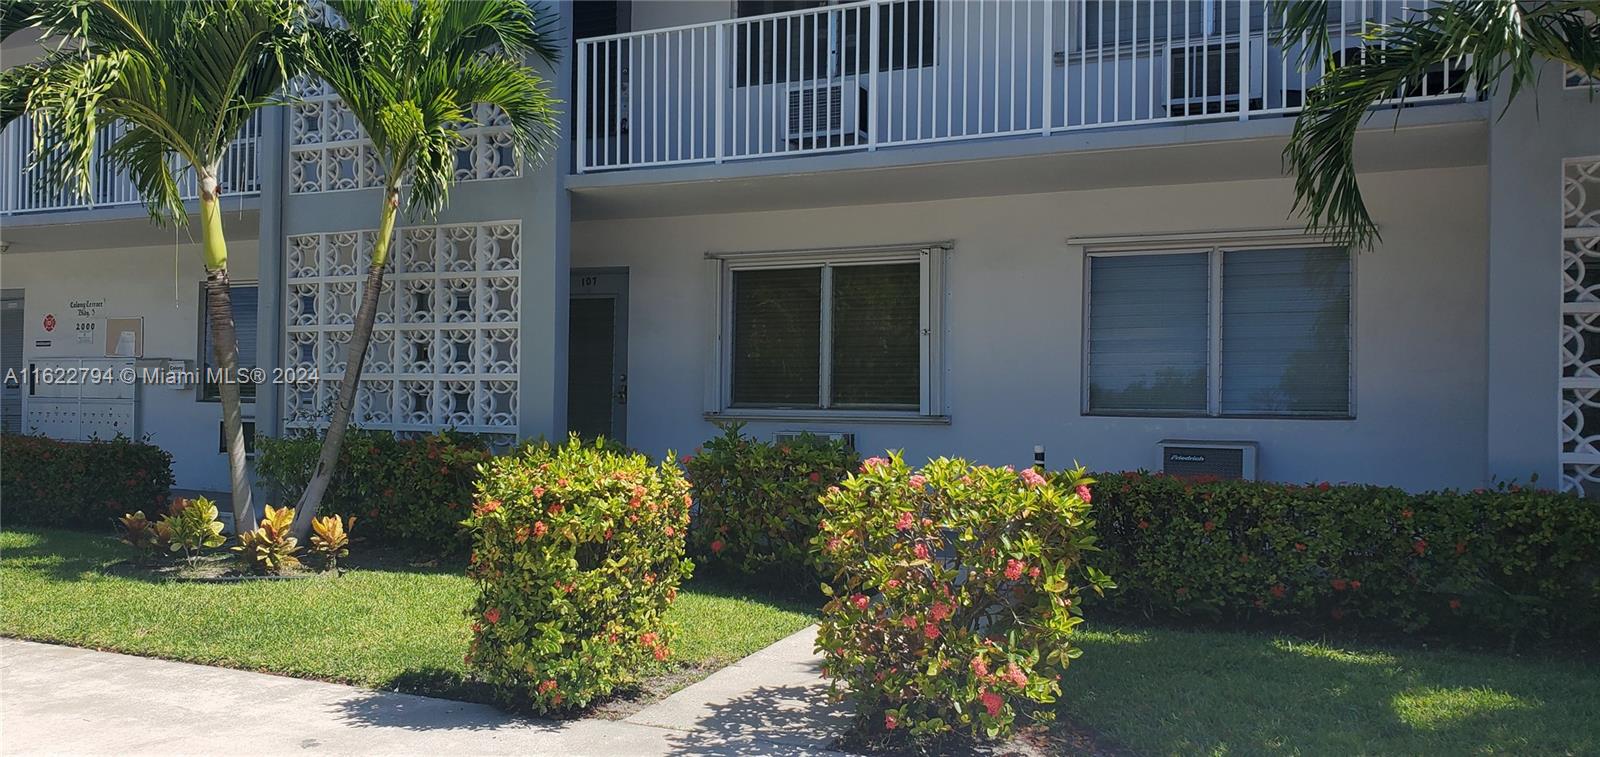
[860,457,889,472]
[1019,468,1047,487]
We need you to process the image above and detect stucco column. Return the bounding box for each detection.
[254,103,287,443]
[518,0,574,442]
[1485,63,1600,488]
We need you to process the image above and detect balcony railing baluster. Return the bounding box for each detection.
[0,111,264,216]
[574,0,1468,174]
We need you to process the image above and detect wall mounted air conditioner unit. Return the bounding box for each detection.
[1158,439,1257,480]
[784,83,867,147]
[1167,37,1266,116]
[773,430,856,450]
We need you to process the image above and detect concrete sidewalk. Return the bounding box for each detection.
[0,626,850,756]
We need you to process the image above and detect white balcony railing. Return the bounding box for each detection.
[576,0,1470,173]
[1,112,263,215]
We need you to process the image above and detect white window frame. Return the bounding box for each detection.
[705,241,950,424]
[1079,236,1356,419]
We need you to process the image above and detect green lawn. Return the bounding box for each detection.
[5,528,1596,754]
[1059,625,1600,755]
[0,528,816,702]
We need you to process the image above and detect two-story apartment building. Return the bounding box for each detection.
[3,1,1598,498]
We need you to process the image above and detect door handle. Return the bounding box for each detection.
[615,374,627,405]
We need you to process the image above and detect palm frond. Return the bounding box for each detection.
[103,124,184,222]
[306,0,559,220]
[1285,1,1600,249]
[8,0,303,223]
[1,0,40,42]
[1271,0,1333,67]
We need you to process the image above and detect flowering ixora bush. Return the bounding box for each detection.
[1,433,173,529]
[256,428,490,555]
[1086,472,1600,643]
[683,423,858,580]
[463,436,695,712]
[814,454,1114,742]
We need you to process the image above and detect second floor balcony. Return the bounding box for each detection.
[1,112,263,217]
[575,0,1472,174]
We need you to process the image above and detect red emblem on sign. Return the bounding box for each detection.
[43,314,56,332]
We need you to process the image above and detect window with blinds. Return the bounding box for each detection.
[831,263,920,408]
[732,268,823,406]
[1087,246,1350,417]
[1087,252,1209,414]
[727,257,927,412]
[200,284,259,401]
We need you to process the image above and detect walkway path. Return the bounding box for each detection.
[0,625,850,756]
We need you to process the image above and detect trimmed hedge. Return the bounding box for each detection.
[1083,471,1600,643]
[684,423,858,580]
[814,456,1113,741]
[255,428,490,555]
[1,434,173,529]
[464,436,694,712]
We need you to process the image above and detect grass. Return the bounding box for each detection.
[0,528,816,704]
[6,528,1597,753]
[1057,624,1600,755]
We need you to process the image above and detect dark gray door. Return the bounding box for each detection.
[568,271,628,444]
[1,291,23,434]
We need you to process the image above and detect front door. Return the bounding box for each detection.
[568,271,628,444]
[1,290,24,434]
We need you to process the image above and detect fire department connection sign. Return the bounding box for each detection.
[43,313,56,332]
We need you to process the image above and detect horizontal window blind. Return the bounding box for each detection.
[1221,247,1350,415]
[831,263,920,408]
[202,285,259,401]
[731,268,821,407]
[1088,253,1209,414]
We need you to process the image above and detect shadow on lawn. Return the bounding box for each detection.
[0,528,135,582]
[1059,626,1600,754]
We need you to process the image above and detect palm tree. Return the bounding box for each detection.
[1,0,304,530]
[289,0,558,539]
[1278,1,1600,250]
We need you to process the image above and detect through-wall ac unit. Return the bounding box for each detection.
[1158,439,1257,481]
[784,83,867,146]
[1167,37,1266,116]
[773,430,856,450]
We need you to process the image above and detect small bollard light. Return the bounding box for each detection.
[1033,445,1045,471]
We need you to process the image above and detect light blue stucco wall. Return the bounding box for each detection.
[1486,64,1600,489]
[574,166,1491,491]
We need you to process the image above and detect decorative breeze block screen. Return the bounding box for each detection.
[1560,157,1600,495]
[288,2,519,193]
[285,221,521,437]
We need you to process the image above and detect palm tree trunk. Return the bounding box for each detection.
[291,190,400,540]
[200,177,255,533]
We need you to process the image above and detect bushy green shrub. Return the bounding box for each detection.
[464,436,694,712]
[0,433,173,529]
[1085,472,1600,643]
[684,423,858,580]
[814,455,1113,742]
[256,428,490,554]
[155,496,227,560]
